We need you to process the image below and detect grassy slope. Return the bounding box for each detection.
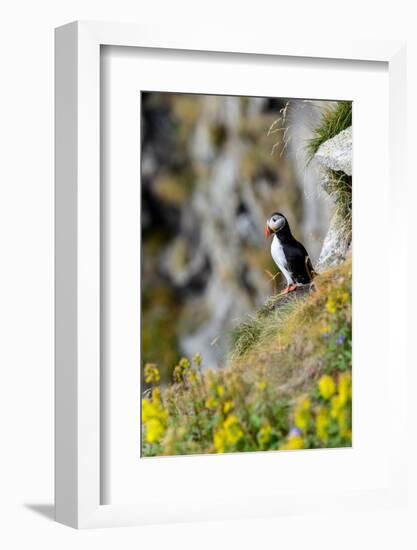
[142,258,352,456]
[231,258,351,397]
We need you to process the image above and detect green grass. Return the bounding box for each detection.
[230,299,296,359]
[306,101,352,163]
[230,260,352,391]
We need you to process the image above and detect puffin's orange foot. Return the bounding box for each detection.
[280,284,297,295]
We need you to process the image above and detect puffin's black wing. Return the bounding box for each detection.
[305,255,316,280]
[285,240,315,284]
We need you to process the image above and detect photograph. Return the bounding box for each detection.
[140,91,352,457]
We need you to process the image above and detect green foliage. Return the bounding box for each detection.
[306,101,352,162]
[230,300,295,358]
[141,260,352,456]
[229,315,267,359]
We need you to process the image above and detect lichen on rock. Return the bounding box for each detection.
[316,212,351,271]
[315,126,352,176]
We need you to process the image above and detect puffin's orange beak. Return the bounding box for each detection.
[265,224,271,238]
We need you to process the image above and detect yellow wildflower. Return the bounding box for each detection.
[186,369,198,383]
[315,406,330,442]
[145,418,165,443]
[318,374,336,400]
[223,400,234,414]
[179,357,190,370]
[173,357,191,383]
[294,397,311,432]
[141,399,154,423]
[330,395,343,419]
[152,386,162,402]
[281,434,305,450]
[326,298,337,314]
[321,324,331,335]
[337,409,350,438]
[172,366,181,383]
[142,393,168,444]
[216,385,225,397]
[223,415,244,446]
[205,396,218,410]
[258,424,272,446]
[213,429,226,453]
[213,415,244,453]
[338,372,352,405]
[192,353,202,367]
[144,363,160,384]
[257,380,267,392]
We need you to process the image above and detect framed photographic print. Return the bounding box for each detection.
[55,21,407,528]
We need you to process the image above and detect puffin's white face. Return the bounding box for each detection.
[265,213,286,237]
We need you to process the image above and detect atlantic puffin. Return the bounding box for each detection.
[265,212,315,294]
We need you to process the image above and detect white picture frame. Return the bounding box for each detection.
[55,21,407,529]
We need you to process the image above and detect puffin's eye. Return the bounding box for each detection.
[272,216,277,222]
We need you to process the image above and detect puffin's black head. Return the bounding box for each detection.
[265,212,287,238]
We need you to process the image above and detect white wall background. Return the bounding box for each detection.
[0,1,415,548]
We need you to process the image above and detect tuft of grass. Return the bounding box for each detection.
[306,101,352,163]
[230,315,265,359]
[230,293,302,359]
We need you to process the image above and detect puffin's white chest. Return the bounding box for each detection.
[271,235,294,285]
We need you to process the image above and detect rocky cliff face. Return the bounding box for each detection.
[315,127,352,176]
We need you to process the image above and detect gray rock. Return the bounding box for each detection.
[318,167,333,195]
[315,126,352,176]
[314,126,352,271]
[315,212,351,271]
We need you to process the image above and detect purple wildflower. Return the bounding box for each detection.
[336,335,345,346]
[289,427,302,438]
